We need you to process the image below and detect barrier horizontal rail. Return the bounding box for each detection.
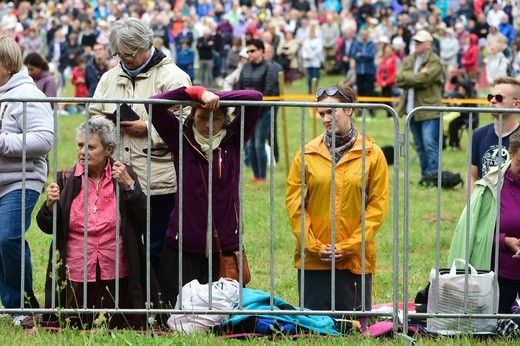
[2,95,491,105]
[0,96,396,110]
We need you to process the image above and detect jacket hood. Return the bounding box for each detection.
[479,160,511,201]
[469,33,478,46]
[0,67,35,93]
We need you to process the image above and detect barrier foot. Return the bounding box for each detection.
[396,332,416,345]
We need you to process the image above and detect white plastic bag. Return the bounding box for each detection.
[427,258,498,334]
[167,278,240,333]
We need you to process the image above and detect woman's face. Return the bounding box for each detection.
[510,148,520,182]
[116,48,150,70]
[317,96,353,137]
[0,61,12,87]
[384,45,394,57]
[77,133,113,172]
[193,108,225,139]
[25,64,42,78]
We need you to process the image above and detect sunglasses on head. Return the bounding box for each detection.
[315,86,351,102]
[487,93,518,102]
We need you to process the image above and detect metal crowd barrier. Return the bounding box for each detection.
[1,96,518,337]
[403,106,520,332]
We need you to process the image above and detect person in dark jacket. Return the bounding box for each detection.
[176,40,195,81]
[235,39,278,182]
[36,117,159,329]
[85,43,110,97]
[49,30,69,88]
[196,27,215,86]
[148,86,262,308]
[447,76,479,151]
[351,29,376,116]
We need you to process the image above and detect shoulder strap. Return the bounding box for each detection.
[197,160,224,257]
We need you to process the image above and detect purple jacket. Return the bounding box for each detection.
[150,87,262,254]
[33,70,58,98]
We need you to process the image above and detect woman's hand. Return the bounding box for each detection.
[200,90,220,109]
[505,236,520,259]
[120,120,147,137]
[112,161,134,190]
[46,182,60,210]
[320,244,344,263]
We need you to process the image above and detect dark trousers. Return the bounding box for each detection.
[266,106,279,163]
[297,269,372,312]
[356,73,375,98]
[138,193,175,277]
[64,264,133,329]
[448,116,467,148]
[297,269,372,330]
[381,85,393,118]
[498,276,520,324]
[356,73,375,116]
[160,244,220,308]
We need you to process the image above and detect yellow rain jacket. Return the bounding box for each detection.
[286,132,389,274]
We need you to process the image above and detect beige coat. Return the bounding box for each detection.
[89,57,192,195]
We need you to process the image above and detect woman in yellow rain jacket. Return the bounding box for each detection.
[286,81,389,328]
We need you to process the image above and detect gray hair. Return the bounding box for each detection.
[76,117,116,149]
[108,17,154,56]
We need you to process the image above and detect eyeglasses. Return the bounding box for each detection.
[246,49,258,54]
[112,48,139,60]
[316,86,351,102]
[487,93,518,102]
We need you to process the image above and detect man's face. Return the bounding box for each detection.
[489,84,520,116]
[94,45,107,58]
[264,48,274,62]
[246,45,263,64]
[413,40,430,54]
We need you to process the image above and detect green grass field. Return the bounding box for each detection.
[1,74,503,344]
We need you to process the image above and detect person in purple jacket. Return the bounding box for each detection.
[23,52,59,108]
[148,85,262,307]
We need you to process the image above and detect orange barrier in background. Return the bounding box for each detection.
[264,94,489,104]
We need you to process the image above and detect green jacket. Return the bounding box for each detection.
[395,50,443,121]
[447,162,510,270]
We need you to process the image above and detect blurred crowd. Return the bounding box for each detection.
[2,0,520,101]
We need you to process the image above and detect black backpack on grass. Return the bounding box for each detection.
[419,171,463,189]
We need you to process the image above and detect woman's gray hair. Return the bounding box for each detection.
[108,17,154,56]
[76,116,116,149]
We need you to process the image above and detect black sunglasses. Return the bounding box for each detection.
[316,86,351,102]
[487,93,518,102]
[246,49,258,54]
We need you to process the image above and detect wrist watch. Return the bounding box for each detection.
[124,181,136,192]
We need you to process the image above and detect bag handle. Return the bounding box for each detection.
[450,258,477,275]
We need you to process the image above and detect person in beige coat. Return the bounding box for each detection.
[88,17,192,276]
[277,31,300,84]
